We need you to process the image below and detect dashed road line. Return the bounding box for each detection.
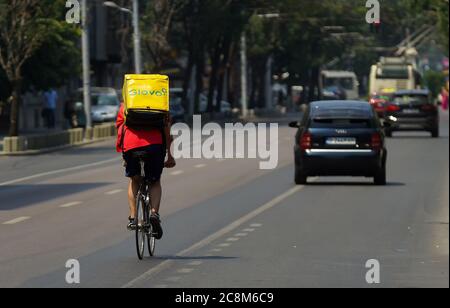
[234,233,248,237]
[170,170,184,176]
[187,261,203,266]
[122,184,307,288]
[0,157,120,187]
[226,237,240,242]
[59,201,82,208]
[3,216,31,225]
[242,228,255,232]
[165,277,181,282]
[194,164,207,169]
[105,189,123,195]
[177,268,195,274]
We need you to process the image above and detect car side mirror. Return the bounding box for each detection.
[289,121,301,128]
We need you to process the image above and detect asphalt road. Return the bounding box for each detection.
[0,112,448,288]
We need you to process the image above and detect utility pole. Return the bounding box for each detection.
[240,33,248,118]
[132,0,142,74]
[104,1,142,74]
[265,55,274,110]
[81,0,92,129]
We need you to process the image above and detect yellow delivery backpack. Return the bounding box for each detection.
[122,74,170,130]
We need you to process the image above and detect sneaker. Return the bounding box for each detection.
[150,213,163,240]
[127,217,136,231]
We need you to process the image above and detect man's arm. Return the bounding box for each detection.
[164,114,176,168]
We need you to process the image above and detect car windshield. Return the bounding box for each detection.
[324,78,354,90]
[92,94,119,106]
[376,65,409,79]
[393,95,428,105]
[75,92,119,106]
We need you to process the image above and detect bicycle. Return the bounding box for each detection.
[132,151,157,260]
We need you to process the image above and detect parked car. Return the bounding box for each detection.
[384,89,439,138]
[71,87,121,127]
[169,88,186,122]
[289,100,387,185]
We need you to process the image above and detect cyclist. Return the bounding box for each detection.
[116,103,176,239]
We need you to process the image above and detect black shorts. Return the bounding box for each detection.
[123,145,165,182]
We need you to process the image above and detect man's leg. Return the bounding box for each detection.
[128,176,141,218]
[150,181,162,214]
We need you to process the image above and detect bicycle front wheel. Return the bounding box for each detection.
[135,189,146,260]
[147,226,156,257]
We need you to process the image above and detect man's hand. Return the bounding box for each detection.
[164,156,176,168]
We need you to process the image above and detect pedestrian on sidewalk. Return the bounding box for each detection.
[441,81,449,111]
[42,88,58,129]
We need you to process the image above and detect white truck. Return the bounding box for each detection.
[320,70,360,100]
[369,57,421,95]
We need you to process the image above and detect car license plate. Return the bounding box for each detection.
[402,109,420,114]
[326,137,356,146]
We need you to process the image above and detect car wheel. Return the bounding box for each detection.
[431,127,439,138]
[295,167,308,185]
[374,165,387,186]
[385,129,393,138]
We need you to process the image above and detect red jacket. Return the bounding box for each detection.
[116,104,163,153]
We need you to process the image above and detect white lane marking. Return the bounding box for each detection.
[122,184,308,288]
[105,189,123,195]
[59,201,82,208]
[187,261,203,266]
[194,164,206,169]
[3,216,31,225]
[0,157,120,187]
[177,268,194,274]
[170,170,184,176]
[235,233,248,237]
[250,223,263,228]
[210,248,222,252]
[165,277,181,282]
[218,243,231,247]
[226,237,240,242]
[242,228,255,232]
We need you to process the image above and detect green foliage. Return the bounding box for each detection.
[424,70,446,98]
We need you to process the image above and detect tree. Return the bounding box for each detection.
[0,0,79,136]
[141,0,185,72]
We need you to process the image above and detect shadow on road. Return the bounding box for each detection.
[152,255,237,261]
[307,182,405,187]
[0,183,114,210]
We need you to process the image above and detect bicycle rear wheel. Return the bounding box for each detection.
[135,188,146,260]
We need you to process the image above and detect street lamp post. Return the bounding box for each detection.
[103,0,142,74]
[132,0,142,74]
[240,33,248,118]
[81,0,92,130]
